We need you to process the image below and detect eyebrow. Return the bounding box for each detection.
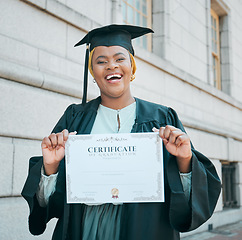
[95,52,126,61]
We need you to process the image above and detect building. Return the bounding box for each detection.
[0,0,241,239]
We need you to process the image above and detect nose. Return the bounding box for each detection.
[106,60,118,70]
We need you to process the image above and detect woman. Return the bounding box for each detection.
[22,24,221,240]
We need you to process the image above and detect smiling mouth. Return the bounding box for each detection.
[106,73,123,82]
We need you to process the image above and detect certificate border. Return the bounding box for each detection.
[65,132,164,203]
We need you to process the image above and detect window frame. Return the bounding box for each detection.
[211,8,221,90]
[122,0,152,52]
[221,161,238,209]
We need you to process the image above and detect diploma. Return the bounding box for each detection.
[65,132,164,204]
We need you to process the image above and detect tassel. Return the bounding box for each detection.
[82,44,90,105]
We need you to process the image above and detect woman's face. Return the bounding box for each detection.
[91,45,133,100]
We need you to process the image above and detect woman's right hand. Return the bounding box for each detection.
[41,129,77,175]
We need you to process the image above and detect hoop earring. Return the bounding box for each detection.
[93,79,96,83]
[130,74,135,82]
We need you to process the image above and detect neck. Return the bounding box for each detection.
[100,94,135,110]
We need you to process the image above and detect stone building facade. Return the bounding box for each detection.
[0,0,241,239]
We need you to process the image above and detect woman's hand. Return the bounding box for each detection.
[41,129,77,175]
[153,126,192,173]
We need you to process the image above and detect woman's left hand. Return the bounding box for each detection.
[153,125,192,173]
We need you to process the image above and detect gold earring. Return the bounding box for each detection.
[130,74,135,82]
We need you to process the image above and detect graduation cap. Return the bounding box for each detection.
[74,24,154,105]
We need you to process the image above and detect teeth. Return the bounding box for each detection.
[106,74,121,80]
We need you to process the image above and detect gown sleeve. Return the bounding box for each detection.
[166,107,221,232]
[36,168,58,207]
[21,104,75,235]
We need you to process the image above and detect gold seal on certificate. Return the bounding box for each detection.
[65,132,164,204]
[111,188,119,199]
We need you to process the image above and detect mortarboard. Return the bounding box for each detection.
[74,24,154,105]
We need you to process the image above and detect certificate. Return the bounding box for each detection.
[65,132,164,204]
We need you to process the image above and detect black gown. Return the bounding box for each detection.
[22,96,221,240]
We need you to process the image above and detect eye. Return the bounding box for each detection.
[97,60,107,64]
[116,58,125,62]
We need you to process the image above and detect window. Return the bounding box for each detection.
[211,9,221,90]
[210,0,231,94]
[222,161,238,208]
[122,0,152,51]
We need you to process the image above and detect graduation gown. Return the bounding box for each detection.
[21,97,221,240]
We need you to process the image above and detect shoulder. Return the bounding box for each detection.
[51,97,101,133]
[64,96,101,116]
[135,98,172,123]
[135,98,169,112]
[135,98,182,128]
